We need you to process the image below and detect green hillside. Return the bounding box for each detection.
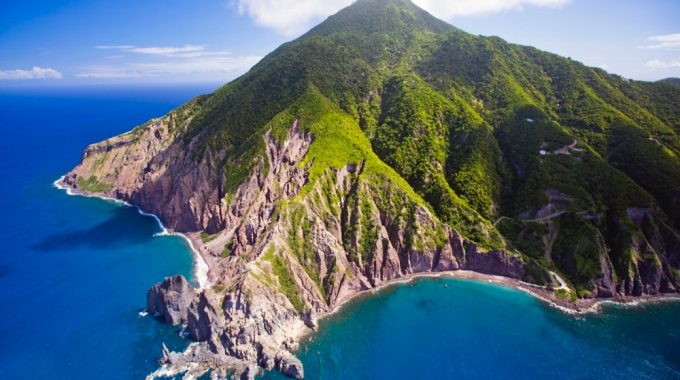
[139,0,680,296]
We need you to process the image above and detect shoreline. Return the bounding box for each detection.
[318,270,680,324]
[52,176,210,289]
[52,176,680,322]
[53,175,680,380]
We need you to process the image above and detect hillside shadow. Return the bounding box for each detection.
[31,206,160,252]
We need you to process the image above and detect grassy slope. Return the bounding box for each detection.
[116,0,680,295]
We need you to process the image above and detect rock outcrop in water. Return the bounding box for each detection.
[67,120,529,379]
[147,275,194,325]
[61,0,680,378]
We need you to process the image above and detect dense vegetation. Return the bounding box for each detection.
[77,175,113,193]
[658,78,680,88]
[169,0,680,296]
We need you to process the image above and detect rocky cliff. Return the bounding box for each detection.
[66,118,528,379]
[62,0,680,378]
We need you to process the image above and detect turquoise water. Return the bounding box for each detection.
[263,278,680,380]
[0,86,678,380]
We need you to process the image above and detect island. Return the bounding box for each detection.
[59,0,680,378]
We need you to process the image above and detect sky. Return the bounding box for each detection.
[1,0,679,86]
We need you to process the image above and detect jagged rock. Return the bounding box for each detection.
[592,278,615,298]
[147,275,195,326]
[234,364,259,380]
[101,123,544,379]
[258,345,277,371]
[463,245,524,279]
[638,260,663,294]
[61,3,680,376]
[275,351,304,379]
[433,232,460,271]
[301,309,318,330]
[592,251,616,298]
[187,292,219,342]
[409,250,433,273]
[161,343,171,364]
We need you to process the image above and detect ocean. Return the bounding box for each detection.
[0,85,215,379]
[0,86,678,380]
[262,278,680,380]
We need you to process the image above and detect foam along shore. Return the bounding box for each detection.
[53,176,210,289]
[52,174,680,317]
[318,270,680,323]
[140,270,680,380]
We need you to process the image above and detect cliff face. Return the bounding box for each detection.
[63,97,228,233]
[65,117,528,378]
[62,0,680,378]
[66,116,676,379]
[135,122,527,379]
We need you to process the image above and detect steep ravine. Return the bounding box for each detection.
[62,117,535,379]
[58,1,680,377]
[62,116,677,379]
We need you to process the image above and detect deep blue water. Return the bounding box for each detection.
[0,85,217,379]
[0,86,678,380]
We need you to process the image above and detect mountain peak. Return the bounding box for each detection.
[63,1,680,377]
[304,0,453,38]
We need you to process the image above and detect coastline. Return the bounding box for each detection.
[52,175,680,328]
[53,174,680,380]
[318,270,680,324]
[52,176,210,289]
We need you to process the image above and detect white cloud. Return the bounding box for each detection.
[414,0,570,18]
[95,45,135,50]
[96,44,206,57]
[233,0,572,35]
[642,33,680,50]
[645,59,680,69]
[235,0,353,36]
[75,68,146,79]
[0,66,63,80]
[79,44,262,79]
